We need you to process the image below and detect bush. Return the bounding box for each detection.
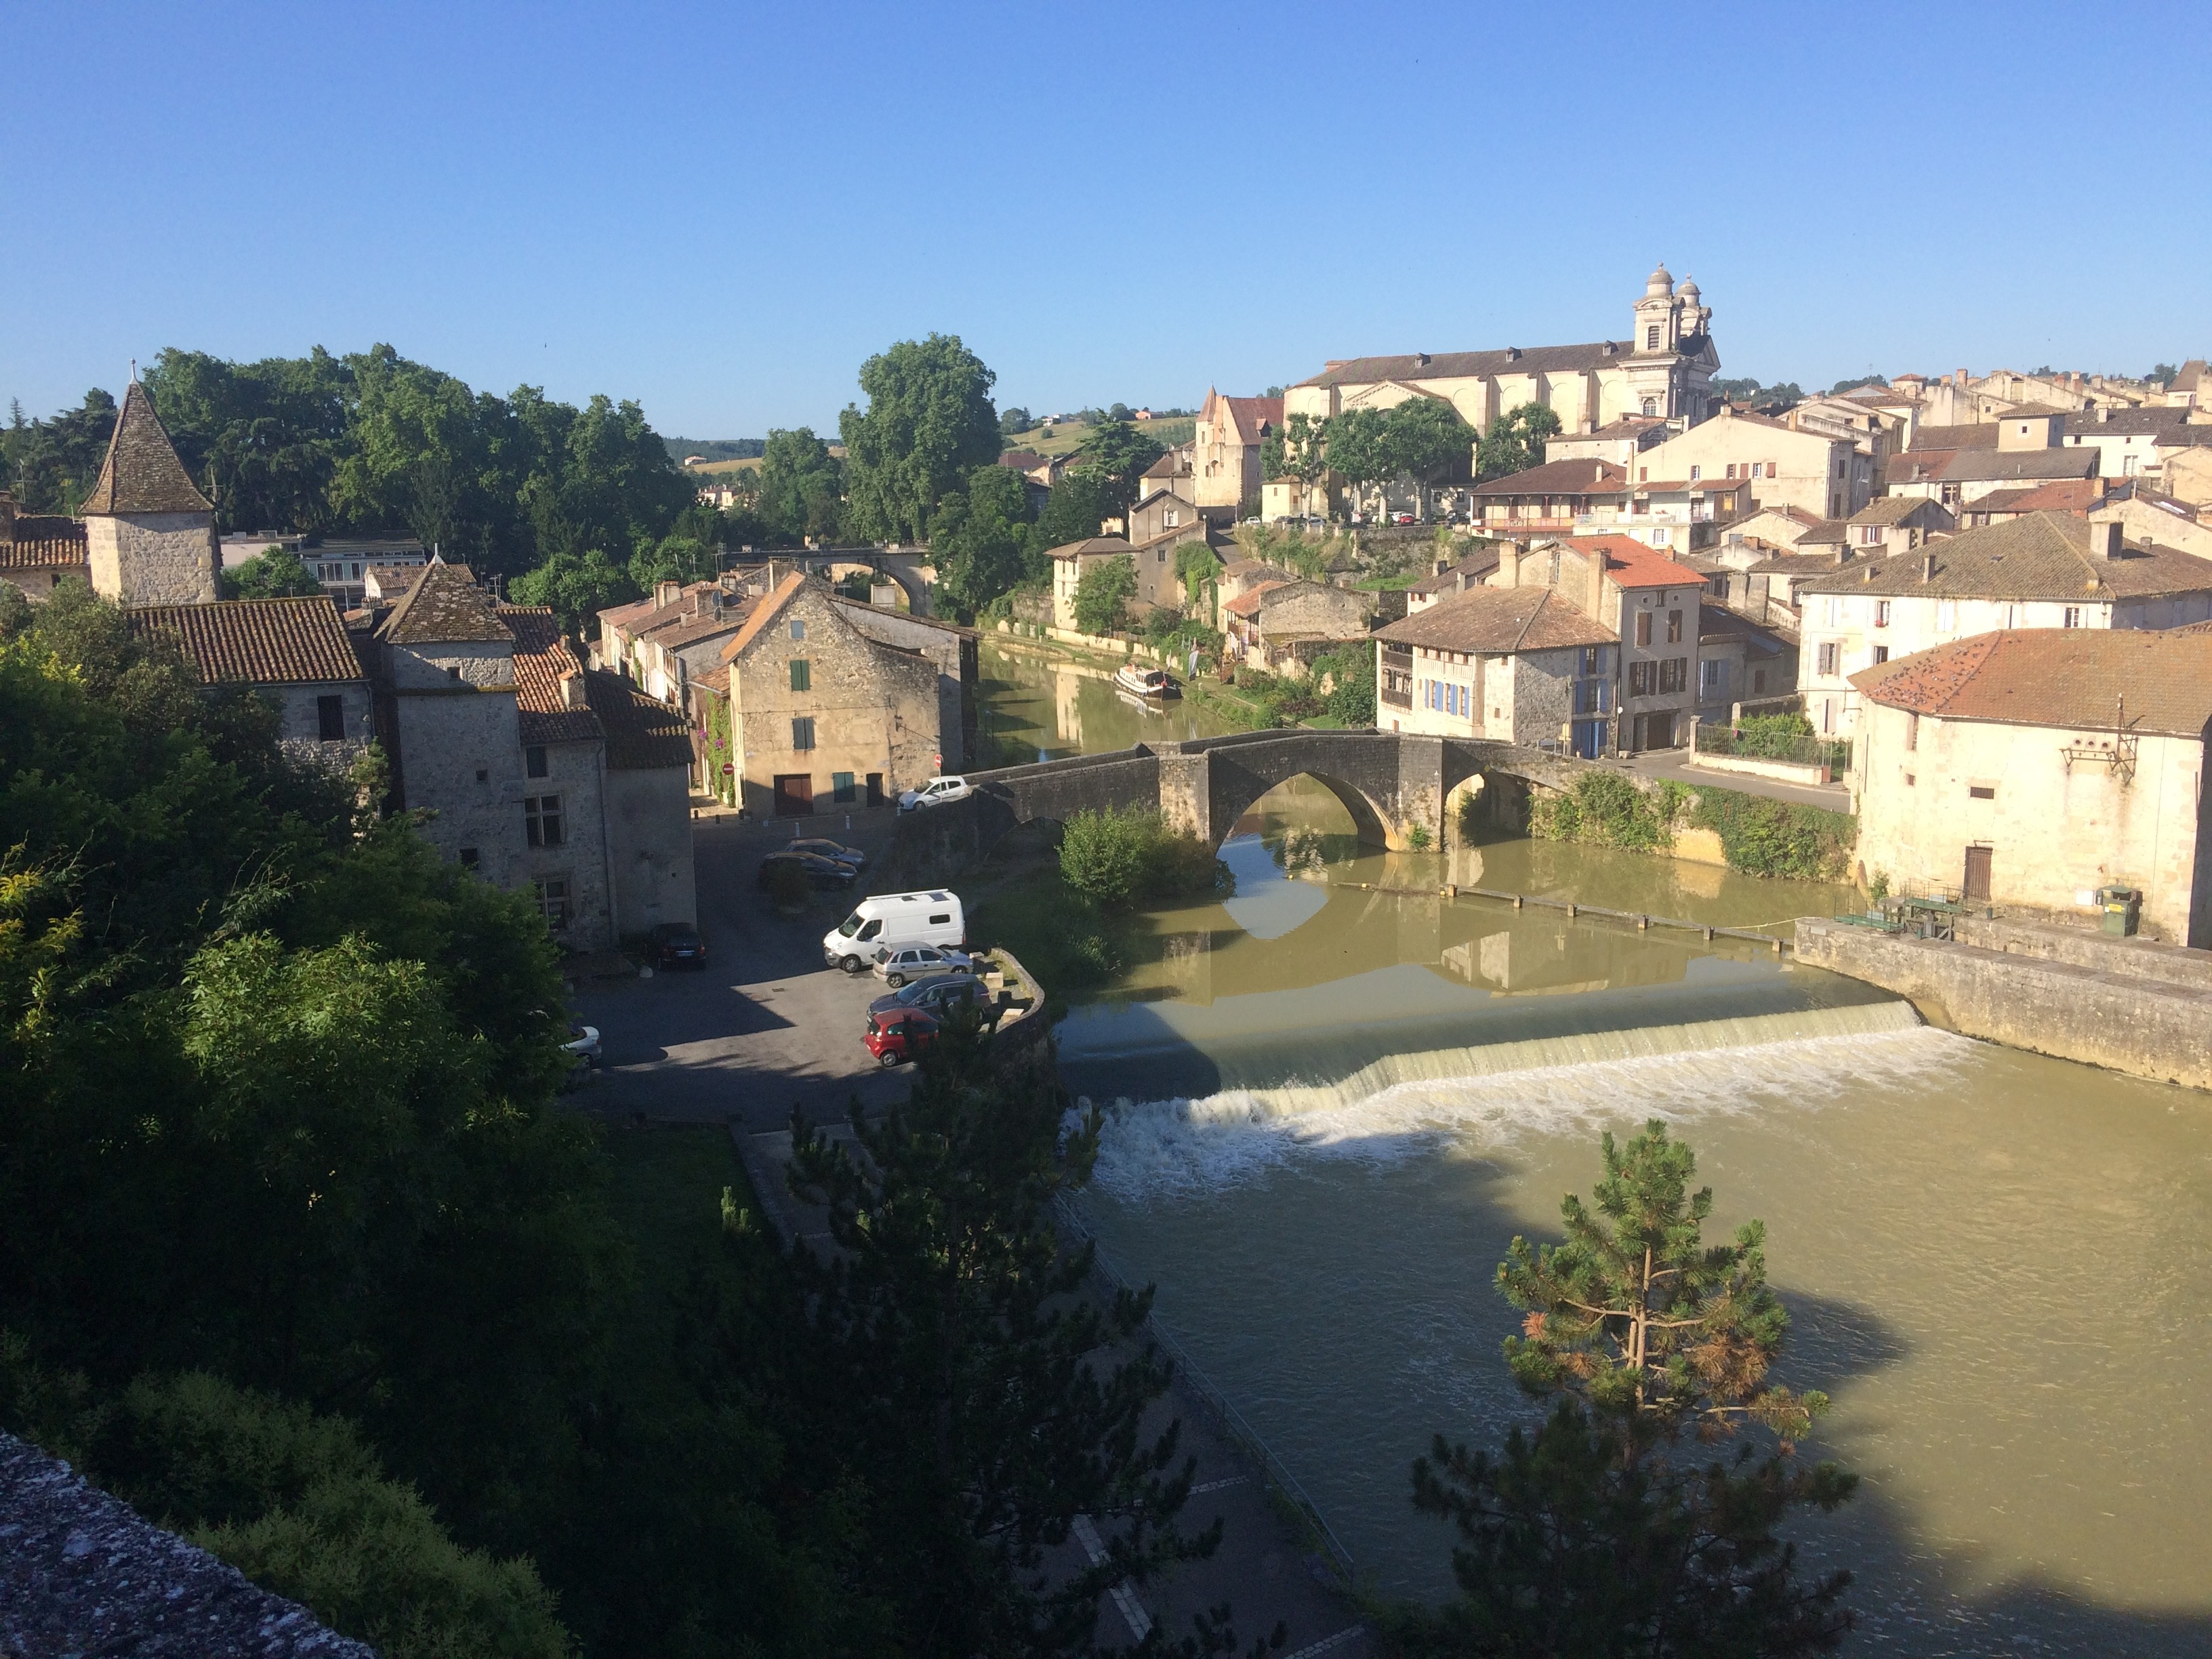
[1059,807,1227,908]
[1690,787,1856,881]
[1071,554,1136,635]
[1528,773,1680,852]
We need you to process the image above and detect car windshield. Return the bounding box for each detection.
[837,913,865,937]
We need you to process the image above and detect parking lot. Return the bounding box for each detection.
[572,803,926,1130]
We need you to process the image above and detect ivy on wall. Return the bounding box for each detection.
[1523,773,1857,881]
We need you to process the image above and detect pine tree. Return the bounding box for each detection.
[787,1020,1277,1658]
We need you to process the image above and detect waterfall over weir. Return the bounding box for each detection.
[1082,1000,1954,1197]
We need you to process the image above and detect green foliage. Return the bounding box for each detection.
[628,533,714,594]
[838,333,1002,542]
[1260,411,1327,487]
[507,548,639,636]
[1059,806,1227,909]
[220,547,324,599]
[1071,552,1137,635]
[754,426,844,546]
[998,406,1032,437]
[1310,641,1376,726]
[2,387,119,514]
[1527,773,1679,852]
[1828,374,1887,395]
[1687,787,1856,881]
[1030,468,1113,556]
[1324,406,1391,505]
[1071,418,1168,513]
[1176,539,1223,607]
[1380,398,1475,493]
[1475,402,1563,480]
[927,462,1036,619]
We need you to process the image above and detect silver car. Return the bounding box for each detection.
[872,945,976,988]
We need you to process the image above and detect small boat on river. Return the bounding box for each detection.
[1114,663,1181,700]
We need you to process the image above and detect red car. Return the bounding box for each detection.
[865,1007,941,1067]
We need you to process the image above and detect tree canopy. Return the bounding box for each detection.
[927,463,1036,619]
[838,334,1002,544]
[1070,419,1168,514]
[1072,552,1136,634]
[220,547,325,600]
[1475,403,1563,480]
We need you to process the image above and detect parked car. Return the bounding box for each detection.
[873,944,975,987]
[865,1006,940,1067]
[758,850,857,891]
[897,775,971,813]
[647,923,707,969]
[868,975,985,1021]
[786,836,866,872]
[562,1023,601,1066]
[1390,510,1417,525]
[823,890,966,972]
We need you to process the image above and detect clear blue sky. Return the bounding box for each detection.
[5,1,2207,437]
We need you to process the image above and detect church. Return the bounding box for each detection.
[1283,266,1721,437]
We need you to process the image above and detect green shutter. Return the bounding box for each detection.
[790,658,811,691]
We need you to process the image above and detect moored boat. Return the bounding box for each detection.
[1113,663,1180,699]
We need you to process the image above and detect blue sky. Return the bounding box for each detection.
[5,1,2207,437]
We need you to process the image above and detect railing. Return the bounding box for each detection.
[1052,1193,1359,1585]
[1694,722,1850,773]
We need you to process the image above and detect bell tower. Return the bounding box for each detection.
[80,378,219,605]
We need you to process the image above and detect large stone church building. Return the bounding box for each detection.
[1284,266,1721,436]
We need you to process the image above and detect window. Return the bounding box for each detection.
[316,694,346,742]
[1645,325,1660,349]
[1689,465,1702,481]
[533,877,571,929]
[1666,610,1683,644]
[2062,607,2082,628]
[1875,600,1891,627]
[525,744,548,778]
[1753,668,1767,693]
[1725,464,1737,479]
[1629,660,1655,697]
[1165,509,1179,527]
[1904,773,1915,787]
[1969,785,1996,800]
[1936,599,1957,630]
[525,795,564,848]
[1641,398,1658,417]
[1822,596,1840,627]
[475,766,489,783]
[1873,646,1889,664]
[459,847,479,869]
[1639,466,1649,482]
[448,665,462,680]
[792,716,816,752]
[1635,611,1653,647]
[1816,642,1841,676]
[1700,659,1727,697]
[789,619,805,640]
[1861,525,1883,546]
[1580,646,1604,676]
[790,658,811,691]
[1658,657,1687,695]
[832,771,857,804]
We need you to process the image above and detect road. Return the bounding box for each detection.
[572,801,1374,1657]
[1614,745,1855,811]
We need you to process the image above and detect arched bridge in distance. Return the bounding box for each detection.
[888,727,1617,877]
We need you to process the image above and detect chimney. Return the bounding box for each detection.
[1584,416,1597,433]
[2089,520,2123,559]
[559,671,588,710]
[1921,550,1938,583]
[1498,544,1525,588]
[1593,462,1605,483]
[2096,404,2110,424]
[655,579,682,609]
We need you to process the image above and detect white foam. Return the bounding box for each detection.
[1088,1003,1974,1198]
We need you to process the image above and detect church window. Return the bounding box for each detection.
[1645,326,1661,349]
[1641,398,1658,417]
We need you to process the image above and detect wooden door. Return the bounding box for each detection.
[773,774,813,817]
[866,773,884,808]
[1963,844,1992,903]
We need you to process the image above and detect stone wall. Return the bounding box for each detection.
[521,735,613,951]
[838,602,977,768]
[606,763,698,937]
[1794,917,2212,1090]
[84,512,219,605]
[387,638,531,886]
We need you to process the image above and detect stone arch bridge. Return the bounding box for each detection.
[889,727,1614,875]
[789,547,935,615]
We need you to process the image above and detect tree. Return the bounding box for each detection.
[1324,407,1391,516]
[1176,539,1222,609]
[1261,411,1328,491]
[2148,363,2179,387]
[628,533,715,593]
[999,406,1033,438]
[221,548,325,599]
[1382,398,1475,516]
[1311,641,1374,726]
[1475,403,1563,480]
[839,334,1003,543]
[785,1024,1269,1658]
[1826,375,1887,396]
[507,547,638,635]
[1071,419,1168,514]
[1072,553,1136,634]
[754,426,844,546]
[4,388,119,514]
[928,463,1036,619]
[1030,470,1113,559]
[1394,1122,1857,1658]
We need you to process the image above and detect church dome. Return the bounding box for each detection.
[1645,264,1674,297]
[1680,277,1700,299]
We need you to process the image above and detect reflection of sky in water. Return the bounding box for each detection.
[1216,832,1327,939]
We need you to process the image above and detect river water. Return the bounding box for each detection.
[978,642,2212,1656]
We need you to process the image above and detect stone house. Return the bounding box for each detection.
[1843,495,1955,557]
[0,491,90,600]
[1285,267,1721,437]
[1044,536,1139,632]
[1793,514,2212,739]
[1491,536,1706,752]
[1193,390,1283,510]
[595,579,754,701]
[1404,548,1502,614]
[1222,579,1371,677]
[833,600,979,770]
[127,597,374,769]
[1693,605,1797,723]
[1848,629,2212,945]
[2059,405,2200,480]
[1633,405,1875,523]
[1542,415,1671,468]
[1374,586,1616,754]
[1717,503,1826,562]
[705,572,941,817]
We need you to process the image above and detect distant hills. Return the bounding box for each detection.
[662,437,764,464]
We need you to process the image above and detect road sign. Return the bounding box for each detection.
[720,762,735,775]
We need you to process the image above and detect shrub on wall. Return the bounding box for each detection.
[1689,787,1857,881]
[1526,773,1682,853]
[1059,806,1229,907]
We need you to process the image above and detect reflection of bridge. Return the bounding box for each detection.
[785,546,935,615]
[891,728,1623,874]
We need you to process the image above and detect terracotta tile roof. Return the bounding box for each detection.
[1561,535,1707,590]
[1849,495,1942,526]
[1042,536,1132,560]
[3,513,88,571]
[127,597,364,685]
[1995,478,2104,514]
[1298,342,1633,389]
[1141,450,1191,478]
[1471,459,1627,496]
[1410,551,1502,594]
[1376,584,1614,652]
[1224,580,1289,617]
[720,570,808,662]
[998,450,1046,471]
[78,382,212,516]
[1851,629,2212,739]
[499,606,602,745]
[1909,423,2001,452]
[377,562,513,645]
[585,670,697,770]
[1216,394,1284,445]
[1799,512,2212,602]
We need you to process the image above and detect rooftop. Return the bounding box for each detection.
[1471,458,1627,496]
[1851,629,2212,739]
[1798,512,2212,602]
[377,562,512,646]
[78,382,212,517]
[1298,340,1653,390]
[1376,583,1614,653]
[585,669,697,769]
[500,606,601,745]
[127,596,365,685]
[1561,535,1708,590]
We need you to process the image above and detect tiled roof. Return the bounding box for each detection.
[1471,459,1627,496]
[1797,512,2212,601]
[1851,629,2212,739]
[998,450,1046,470]
[1216,394,1284,445]
[3,514,88,571]
[585,670,695,770]
[1223,580,1289,617]
[499,606,601,745]
[1297,341,1635,389]
[127,597,364,685]
[1942,449,2097,484]
[1141,451,1190,478]
[720,570,808,662]
[1042,536,1132,560]
[1376,584,1614,652]
[78,382,212,516]
[1982,478,2103,515]
[1410,550,1502,593]
[1909,423,2001,452]
[377,562,512,645]
[1849,495,1941,526]
[1561,535,1706,590]
[2060,407,2190,438]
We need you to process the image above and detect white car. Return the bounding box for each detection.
[897,775,972,813]
[872,945,976,987]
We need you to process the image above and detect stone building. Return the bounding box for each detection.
[1849,629,2212,945]
[0,491,90,600]
[127,596,374,769]
[1286,267,1720,445]
[79,381,220,606]
[703,572,941,817]
[834,600,979,770]
[1044,536,1141,631]
[1793,514,2212,738]
[1632,405,1877,523]
[1221,579,1371,676]
[1840,495,1955,556]
[1374,586,1616,750]
[1192,389,1283,510]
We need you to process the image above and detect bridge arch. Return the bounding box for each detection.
[794,549,933,615]
[1206,766,1392,851]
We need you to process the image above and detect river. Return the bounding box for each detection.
[977,640,2212,1656]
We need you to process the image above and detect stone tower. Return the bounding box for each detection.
[81,380,219,605]
[1625,265,1718,422]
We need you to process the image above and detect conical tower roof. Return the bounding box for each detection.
[79,380,211,516]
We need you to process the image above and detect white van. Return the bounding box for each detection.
[823,890,966,973]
